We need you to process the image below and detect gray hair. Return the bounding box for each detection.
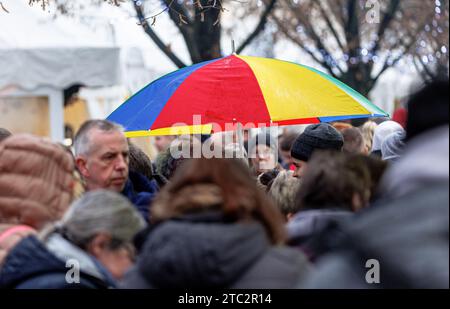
[361,120,377,152]
[74,119,124,156]
[56,190,145,249]
[269,170,301,216]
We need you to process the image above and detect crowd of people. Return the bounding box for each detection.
[0,79,448,288]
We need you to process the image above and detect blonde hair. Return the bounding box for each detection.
[269,170,301,216]
[361,121,378,153]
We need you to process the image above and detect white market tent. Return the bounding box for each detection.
[0,1,123,141]
[0,1,418,142]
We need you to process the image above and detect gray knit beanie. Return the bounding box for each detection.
[291,123,344,161]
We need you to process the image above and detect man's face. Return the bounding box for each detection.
[292,158,307,178]
[154,136,174,152]
[250,144,276,174]
[76,129,129,193]
[99,245,135,280]
[87,233,135,281]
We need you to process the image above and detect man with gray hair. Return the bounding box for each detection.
[74,119,129,193]
[74,119,155,222]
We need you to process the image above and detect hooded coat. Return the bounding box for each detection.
[0,224,36,268]
[378,125,449,200]
[300,125,449,288]
[122,212,312,289]
[381,130,406,162]
[300,183,449,288]
[370,120,403,154]
[0,234,117,289]
[286,209,353,261]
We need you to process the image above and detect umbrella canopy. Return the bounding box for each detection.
[107,55,388,137]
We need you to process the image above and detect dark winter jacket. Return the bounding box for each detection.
[121,212,312,288]
[300,126,450,288]
[0,234,117,289]
[300,183,449,288]
[377,125,449,200]
[286,209,353,262]
[122,171,159,223]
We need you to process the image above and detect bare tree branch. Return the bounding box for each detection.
[133,1,187,68]
[370,0,401,55]
[371,1,443,86]
[191,0,221,62]
[417,55,437,80]
[412,57,426,82]
[274,18,340,79]
[161,0,203,63]
[290,5,346,75]
[371,29,418,85]
[236,0,277,54]
[314,1,346,51]
[343,0,360,53]
[162,0,192,24]
[0,2,9,13]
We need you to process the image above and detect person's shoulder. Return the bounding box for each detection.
[15,272,107,289]
[301,184,449,288]
[15,272,73,289]
[231,246,312,288]
[354,183,449,234]
[120,266,154,289]
[264,245,311,270]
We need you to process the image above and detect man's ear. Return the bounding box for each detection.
[75,156,89,178]
[351,193,364,212]
[362,145,370,155]
[286,212,295,222]
[87,233,112,258]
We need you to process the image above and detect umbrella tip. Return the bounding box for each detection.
[231,39,236,55]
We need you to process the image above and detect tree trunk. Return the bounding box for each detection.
[192,0,222,63]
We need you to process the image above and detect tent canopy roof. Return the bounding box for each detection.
[0,47,121,91]
[0,1,121,90]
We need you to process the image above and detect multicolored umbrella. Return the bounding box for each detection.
[107,55,387,137]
